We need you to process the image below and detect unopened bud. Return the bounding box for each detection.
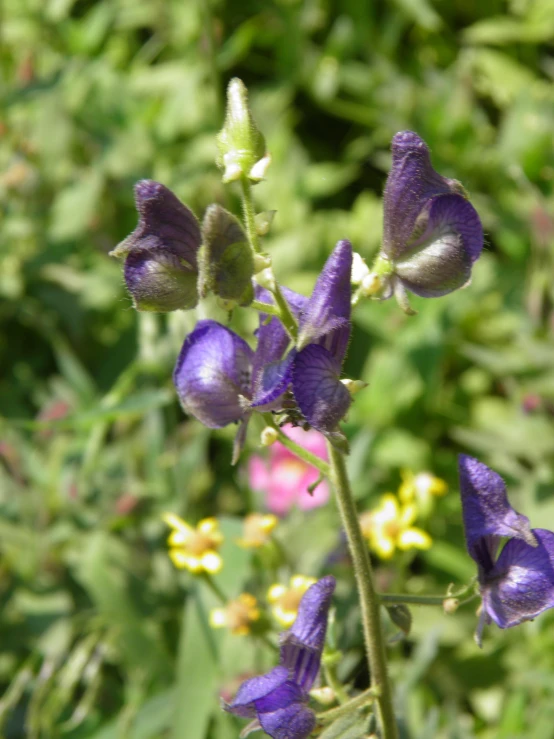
[260,427,278,446]
[351,252,370,285]
[443,597,459,614]
[309,686,336,705]
[253,253,272,274]
[216,79,267,185]
[249,153,272,182]
[198,204,254,306]
[255,210,276,236]
[341,378,368,396]
[361,272,384,297]
[255,267,276,291]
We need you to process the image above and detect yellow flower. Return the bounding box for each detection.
[399,470,447,511]
[163,513,224,574]
[267,575,317,627]
[237,513,278,548]
[209,593,260,635]
[359,494,432,560]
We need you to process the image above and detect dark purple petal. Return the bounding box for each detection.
[124,250,198,312]
[394,194,484,298]
[297,241,352,364]
[253,286,307,376]
[113,181,202,312]
[383,132,455,260]
[458,455,536,572]
[482,529,554,629]
[251,352,296,409]
[225,666,289,718]
[280,576,335,690]
[173,320,253,428]
[293,345,351,434]
[258,697,316,739]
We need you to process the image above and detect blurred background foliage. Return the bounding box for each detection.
[1,0,554,736]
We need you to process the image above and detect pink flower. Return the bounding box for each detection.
[248,426,330,515]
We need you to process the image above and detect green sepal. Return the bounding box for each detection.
[198,204,254,306]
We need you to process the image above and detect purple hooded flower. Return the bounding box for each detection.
[224,576,336,739]
[458,455,554,644]
[174,241,353,459]
[373,132,483,307]
[253,240,353,441]
[110,180,201,312]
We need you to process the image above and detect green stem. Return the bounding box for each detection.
[316,686,379,724]
[379,590,478,607]
[251,299,282,319]
[326,442,398,739]
[239,177,298,341]
[322,662,349,705]
[261,414,330,477]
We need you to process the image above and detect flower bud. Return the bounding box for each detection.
[260,426,278,446]
[198,204,254,306]
[443,597,459,614]
[110,180,201,312]
[216,78,268,184]
[341,378,368,396]
[351,251,370,285]
[253,253,272,274]
[254,210,276,236]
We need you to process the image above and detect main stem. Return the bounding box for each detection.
[326,442,398,739]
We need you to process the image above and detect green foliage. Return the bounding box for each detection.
[1,0,554,736]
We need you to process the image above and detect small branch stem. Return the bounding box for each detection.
[323,662,349,705]
[326,442,398,739]
[316,686,379,724]
[261,414,330,477]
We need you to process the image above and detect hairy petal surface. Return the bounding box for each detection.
[225,666,289,718]
[280,576,335,690]
[293,345,351,435]
[482,529,554,628]
[458,455,536,571]
[394,193,484,297]
[116,180,201,311]
[297,240,352,363]
[383,132,454,259]
[173,320,253,428]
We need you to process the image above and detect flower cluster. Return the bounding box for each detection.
[224,576,335,739]
[458,455,554,644]
[173,240,353,461]
[210,593,261,636]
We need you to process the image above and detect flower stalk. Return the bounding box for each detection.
[261,414,330,477]
[326,441,398,739]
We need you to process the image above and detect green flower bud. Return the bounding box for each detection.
[216,79,268,184]
[198,204,254,306]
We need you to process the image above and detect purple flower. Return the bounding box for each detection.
[458,455,554,644]
[173,241,353,459]
[224,576,336,739]
[253,240,353,441]
[110,180,201,312]
[375,132,483,306]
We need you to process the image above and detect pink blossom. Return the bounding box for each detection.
[248,426,330,515]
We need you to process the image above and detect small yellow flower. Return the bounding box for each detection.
[163,513,224,574]
[209,593,260,635]
[359,494,432,560]
[399,470,447,510]
[267,575,317,627]
[237,513,278,548]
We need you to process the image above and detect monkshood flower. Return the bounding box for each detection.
[458,455,554,645]
[173,241,353,460]
[366,132,483,312]
[224,576,335,739]
[110,180,201,312]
